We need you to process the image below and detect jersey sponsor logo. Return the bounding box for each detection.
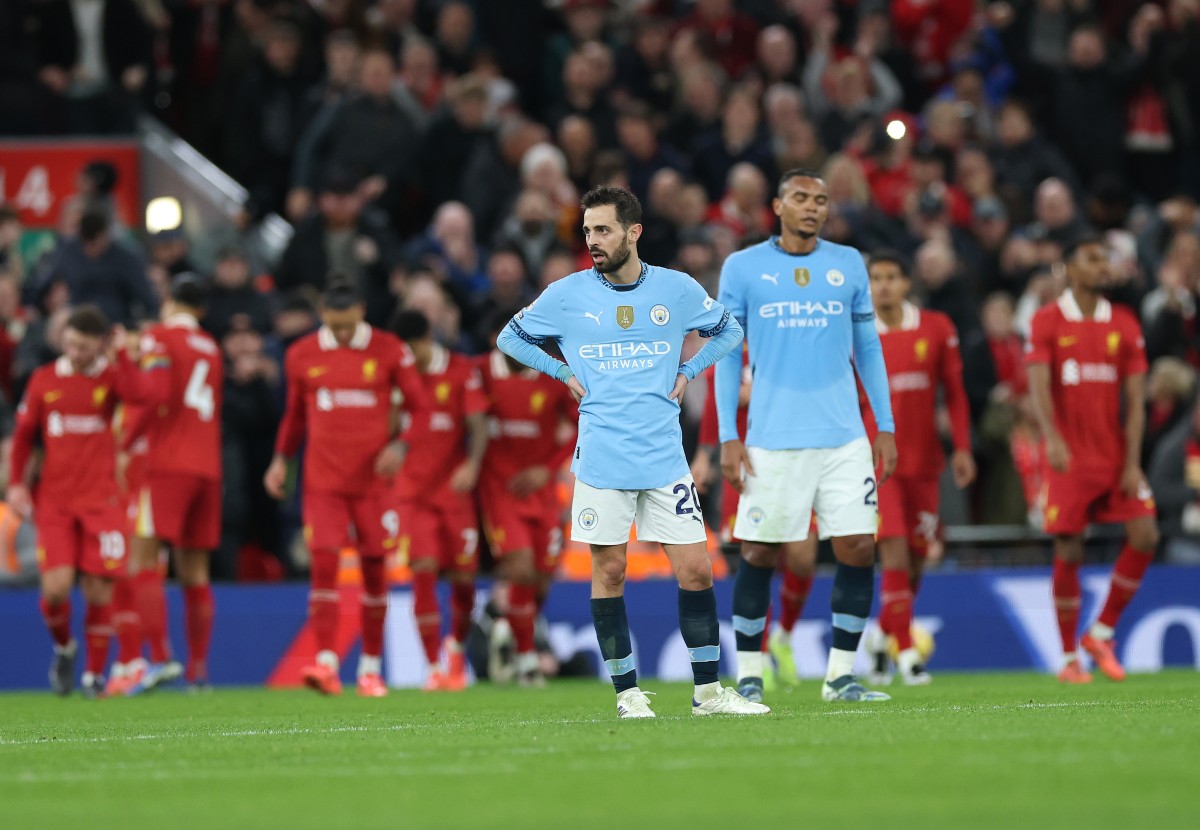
[435,381,452,404]
[1107,332,1121,356]
[577,340,671,371]
[46,411,108,437]
[315,388,379,411]
[307,366,328,378]
[491,418,541,439]
[651,304,671,325]
[915,338,929,362]
[758,300,845,328]
[890,371,932,392]
[578,508,599,530]
[583,311,604,326]
[92,386,108,407]
[794,268,810,287]
[616,306,635,329]
[362,359,378,382]
[430,412,455,431]
[826,269,845,287]
[1061,358,1118,386]
[760,273,779,285]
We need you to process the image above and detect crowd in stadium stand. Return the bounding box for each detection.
[3,0,1200,576]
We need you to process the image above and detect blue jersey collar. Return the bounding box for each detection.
[593,260,649,291]
[770,236,822,258]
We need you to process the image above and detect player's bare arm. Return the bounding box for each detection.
[373,438,408,478]
[719,439,756,494]
[1120,372,1149,497]
[565,375,586,402]
[1028,363,1070,472]
[873,431,898,484]
[264,453,289,500]
[950,449,977,489]
[449,412,489,493]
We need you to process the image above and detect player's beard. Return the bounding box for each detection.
[592,234,632,274]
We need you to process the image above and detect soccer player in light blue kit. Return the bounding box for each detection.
[498,185,768,719]
[717,168,898,703]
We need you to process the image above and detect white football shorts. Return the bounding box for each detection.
[571,474,708,546]
[733,438,878,542]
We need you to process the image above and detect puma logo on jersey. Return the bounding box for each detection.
[583,311,604,325]
[760,273,779,285]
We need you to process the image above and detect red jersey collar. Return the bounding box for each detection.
[164,313,200,330]
[318,322,373,351]
[55,355,109,377]
[1058,290,1112,323]
[875,302,920,334]
[426,342,450,375]
[489,348,537,380]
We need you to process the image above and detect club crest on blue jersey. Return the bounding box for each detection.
[651,304,670,325]
[826,269,845,286]
[617,306,635,329]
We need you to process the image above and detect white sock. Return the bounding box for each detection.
[358,654,381,678]
[694,681,721,702]
[897,647,922,674]
[81,671,97,685]
[736,650,765,681]
[516,652,539,674]
[110,662,127,680]
[1090,622,1115,640]
[316,649,339,671]
[825,647,856,682]
[55,639,77,656]
[1063,651,1078,666]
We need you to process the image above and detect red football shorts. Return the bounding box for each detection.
[137,471,221,550]
[480,493,563,575]
[1042,467,1157,536]
[877,475,941,556]
[303,490,397,559]
[397,499,479,574]
[123,452,149,533]
[37,501,128,577]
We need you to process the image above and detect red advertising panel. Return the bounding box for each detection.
[0,140,141,230]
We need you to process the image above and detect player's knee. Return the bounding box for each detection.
[675,559,713,592]
[833,535,874,567]
[593,557,626,592]
[742,543,780,569]
[1129,524,1160,554]
[1054,536,1084,562]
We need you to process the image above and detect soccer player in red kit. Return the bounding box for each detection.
[9,306,129,697]
[1027,235,1158,684]
[478,311,577,686]
[115,274,224,691]
[265,283,429,697]
[691,351,817,690]
[861,251,975,686]
[391,310,489,692]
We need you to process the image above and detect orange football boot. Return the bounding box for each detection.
[301,662,344,696]
[1081,634,1126,681]
[1057,661,1093,684]
[356,673,388,698]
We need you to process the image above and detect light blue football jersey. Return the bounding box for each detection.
[715,237,894,450]
[510,263,732,490]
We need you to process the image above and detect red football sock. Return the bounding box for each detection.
[412,569,442,665]
[84,602,114,675]
[309,549,341,656]
[1097,544,1154,630]
[508,582,537,655]
[40,597,72,647]
[451,580,475,646]
[182,584,214,682]
[779,571,812,633]
[359,557,388,659]
[1052,558,1082,656]
[112,578,142,664]
[133,569,171,663]
[880,569,914,651]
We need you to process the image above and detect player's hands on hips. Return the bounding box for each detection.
[566,376,586,403]
[950,449,977,489]
[874,432,898,485]
[374,440,408,478]
[6,483,32,518]
[668,373,688,402]
[263,456,288,499]
[449,459,481,493]
[1046,432,1071,473]
[720,440,756,494]
[1120,464,1147,498]
[509,465,551,498]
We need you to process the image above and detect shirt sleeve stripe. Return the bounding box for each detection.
[509,320,546,346]
[698,309,730,338]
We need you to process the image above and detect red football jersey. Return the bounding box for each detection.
[276,323,428,497]
[1026,291,1148,472]
[117,314,224,482]
[10,357,121,510]
[698,346,750,446]
[478,349,577,499]
[862,304,971,479]
[394,344,489,506]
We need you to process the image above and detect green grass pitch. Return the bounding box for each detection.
[2,672,1197,829]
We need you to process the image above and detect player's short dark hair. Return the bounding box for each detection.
[65,304,111,338]
[390,308,431,342]
[1063,232,1107,261]
[580,185,642,228]
[776,167,824,196]
[171,272,209,308]
[320,279,362,310]
[79,210,109,242]
[868,249,911,275]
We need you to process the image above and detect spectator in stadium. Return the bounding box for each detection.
[275,170,402,326]
[990,98,1078,222]
[1144,357,1198,465]
[469,249,533,351]
[401,270,471,353]
[674,0,759,80]
[615,103,687,204]
[1143,229,1200,366]
[146,229,197,282]
[225,18,313,219]
[1149,399,1200,563]
[664,64,725,157]
[545,47,618,151]
[0,272,22,402]
[519,143,581,248]
[752,26,802,88]
[461,118,549,244]
[30,0,153,134]
[0,205,24,283]
[544,0,614,108]
[557,114,599,194]
[32,210,156,328]
[392,35,445,126]
[406,201,489,304]
[1024,178,1089,247]
[205,246,274,340]
[434,1,478,78]
[969,196,1012,297]
[298,29,362,133]
[492,191,561,281]
[707,163,772,241]
[538,247,578,290]
[417,74,492,213]
[615,14,675,114]
[762,83,805,138]
[690,86,775,202]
